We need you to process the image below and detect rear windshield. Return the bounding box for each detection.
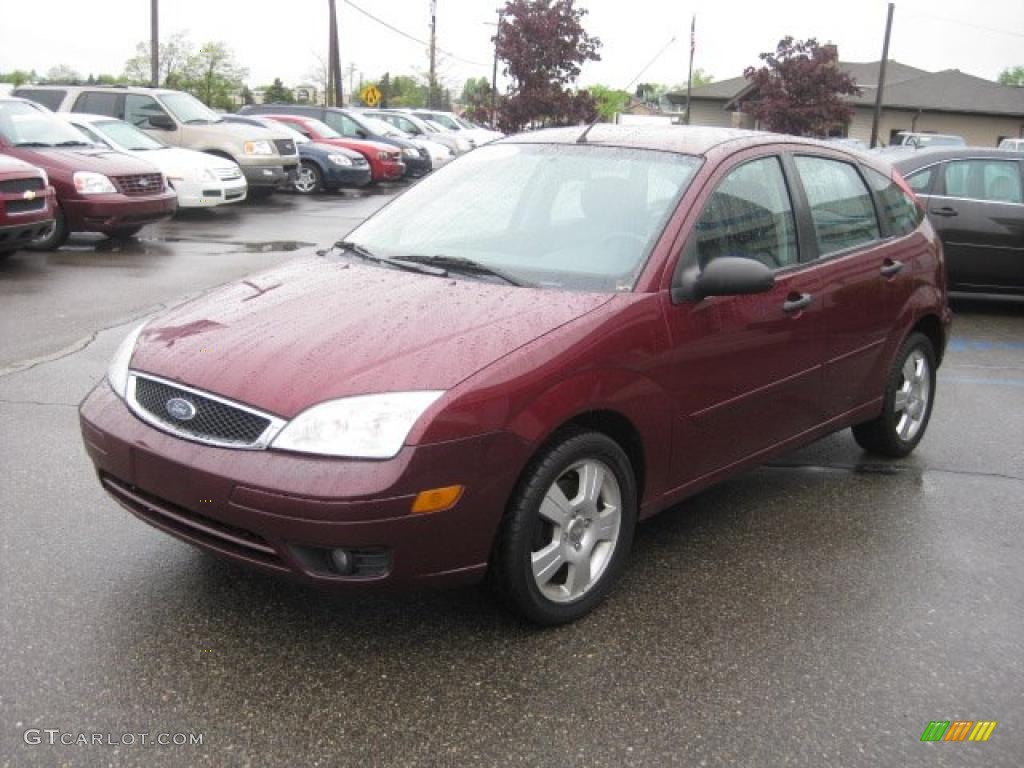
[13,88,66,111]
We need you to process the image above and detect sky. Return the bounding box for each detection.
[1,0,1022,94]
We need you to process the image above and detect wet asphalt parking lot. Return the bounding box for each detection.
[1,188,1022,767]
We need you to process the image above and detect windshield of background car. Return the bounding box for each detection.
[0,101,95,146]
[425,113,460,130]
[160,92,221,124]
[361,115,404,137]
[303,117,341,138]
[347,143,701,292]
[96,120,166,150]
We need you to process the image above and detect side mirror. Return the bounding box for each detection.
[355,129,368,139]
[672,256,775,303]
[149,114,176,131]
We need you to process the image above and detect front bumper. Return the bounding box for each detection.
[170,176,248,208]
[322,164,373,188]
[79,381,527,590]
[401,152,432,178]
[0,217,55,252]
[62,191,177,234]
[238,164,290,189]
[0,184,56,251]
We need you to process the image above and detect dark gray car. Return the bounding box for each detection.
[895,148,1024,295]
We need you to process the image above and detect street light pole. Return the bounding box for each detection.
[150,0,159,87]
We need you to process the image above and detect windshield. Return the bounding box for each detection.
[268,120,309,144]
[95,119,166,150]
[361,115,404,137]
[301,117,341,139]
[346,143,701,292]
[423,112,460,130]
[160,92,221,124]
[0,101,95,146]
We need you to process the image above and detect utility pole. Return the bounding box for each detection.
[328,0,343,107]
[684,14,695,125]
[346,63,358,102]
[490,10,502,127]
[870,3,895,149]
[150,0,159,87]
[429,0,438,109]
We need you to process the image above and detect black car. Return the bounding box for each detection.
[223,114,371,193]
[895,148,1024,295]
[239,104,431,178]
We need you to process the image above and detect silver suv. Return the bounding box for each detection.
[14,85,298,196]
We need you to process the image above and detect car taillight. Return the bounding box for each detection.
[892,169,923,210]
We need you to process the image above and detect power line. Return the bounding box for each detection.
[341,0,487,67]
[904,12,1024,39]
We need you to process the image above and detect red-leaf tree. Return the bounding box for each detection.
[495,0,601,132]
[740,37,860,136]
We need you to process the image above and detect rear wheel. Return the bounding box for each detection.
[26,206,67,251]
[293,161,323,194]
[493,429,637,625]
[852,332,936,457]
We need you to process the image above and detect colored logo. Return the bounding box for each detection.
[921,721,997,742]
[165,397,197,422]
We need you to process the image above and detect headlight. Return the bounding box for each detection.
[106,321,149,399]
[271,391,444,459]
[402,147,419,158]
[327,154,353,166]
[73,171,116,195]
[455,138,472,152]
[244,140,274,156]
[377,151,390,161]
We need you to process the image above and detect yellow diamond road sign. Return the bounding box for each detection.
[360,84,382,107]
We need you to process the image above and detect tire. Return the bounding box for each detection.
[293,161,323,194]
[108,226,144,240]
[26,205,68,251]
[492,429,637,626]
[852,332,937,457]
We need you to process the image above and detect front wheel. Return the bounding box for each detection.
[293,161,323,194]
[852,332,937,457]
[493,429,637,625]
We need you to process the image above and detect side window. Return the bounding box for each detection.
[905,167,934,195]
[72,91,120,117]
[943,159,1023,203]
[124,94,171,130]
[13,89,67,111]
[863,167,923,237]
[794,156,880,256]
[692,156,799,269]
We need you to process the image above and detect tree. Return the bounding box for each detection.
[460,76,493,122]
[588,84,630,121]
[740,37,859,136]
[385,75,429,108]
[44,64,81,84]
[495,0,602,132]
[690,68,714,88]
[185,42,248,110]
[998,66,1024,87]
[123,31,194,87]
[0,70,38,86]
[262,78,295,104]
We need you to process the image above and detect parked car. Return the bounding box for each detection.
[348,110,454,170]
[257,114,403,183]
[411,110,503,145]
[366,109,474,155]
[223,114,371,194]
[240,103,431,177]
[65,113,247,208]
[0,97,176,248]
[892,132,966,149]
[14,85,299,197]
[894,147,1024,295]
[79,126,950,625]
[997,137,1024,151]
[0,154,56,258]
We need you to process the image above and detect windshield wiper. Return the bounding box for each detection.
[184,118,215,125]
[392,254,531,287]
[14,141,52,147]
[334,241,447,277]
[55,140,93,147]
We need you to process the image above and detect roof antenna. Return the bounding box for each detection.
[577,35,677,144]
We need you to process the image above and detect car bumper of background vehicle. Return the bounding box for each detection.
[78,380,529,590]
[379,161,405,181]
[322,165,373,188]
[171,177,248,208]
[62,192,177,234]
[402,155,432,178]
[239,165,290,189]
[0,216,55,251]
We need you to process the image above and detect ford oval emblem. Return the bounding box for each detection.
[166,397,197,421]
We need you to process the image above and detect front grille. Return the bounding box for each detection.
[215,167,243,181]
[0,177,44,194]
[113,173,164,197]
[132,375,273,447]
[273,139,297,156]
[5,198,46,214]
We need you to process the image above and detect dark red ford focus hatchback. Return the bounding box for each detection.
[80,126,951,624]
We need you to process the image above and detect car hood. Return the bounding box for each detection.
[130,255,614,418]
[9,146,160,175]
[134,147,236,176]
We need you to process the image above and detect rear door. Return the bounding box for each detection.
[928,157,1024,292]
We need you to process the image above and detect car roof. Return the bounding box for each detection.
[501,125,837,157]
[61,112,120,124]
[892,146,1024,171]
[13,84,178,96]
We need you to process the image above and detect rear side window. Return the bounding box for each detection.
[72,91,121,117]
[943,159,1023,203]
[12,88,66,111]
[794,156,880,256]
[863,167,923,237]
[692,156,799,270]
[905,167,934,195]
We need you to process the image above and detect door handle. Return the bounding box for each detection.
[880,259,904,277]
[930,206,958,217]
[783,292,813,313]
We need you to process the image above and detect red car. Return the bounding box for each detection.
[0,154,56,257]
[79,127,951,625]
[261,114,405,182]
[0,97,176,249]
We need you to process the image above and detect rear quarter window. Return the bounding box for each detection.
[863,167,923,237]
[12,88,66,111]
[72,91,121,117]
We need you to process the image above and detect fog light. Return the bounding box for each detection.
[330,548,353,574]
[411,485,464,514]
